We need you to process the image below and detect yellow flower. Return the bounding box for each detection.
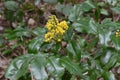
[58,21,69,30]
[46,22,53,30]
[45,32,54,42]
[44,15,69,42]
[56,27,65,34]
[46,15,59,30]
[115,29,120,37]
[115,32,119,35]
[57,39,61,42]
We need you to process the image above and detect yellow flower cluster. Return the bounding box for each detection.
[45,15,69,42]
[115,29,120,37]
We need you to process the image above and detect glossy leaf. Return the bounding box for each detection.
[103,54,117,70]
[100,50,118,70]
[68,4,83,21]
[43,0,57,4]
[88,19,98,34]
[102,71,116,80]
[32,27,46,36]
[66,40,81,61]
[60,57,82,76]
[111,7,120,14]
[55,3,72,16]
[99,30,111,46]
[30,54,48,80]
[73,17,98,34]
[72,17,90,33]
[64,26,74,41]
[111,35,120,50]
[81,0,95,12]
[46,56,64,78]
[100,8,109,15]
[106,0,117,6]
[68,0,95,21]
[5,54,33,80]
[28,37,44,53]
[3,26,30,40]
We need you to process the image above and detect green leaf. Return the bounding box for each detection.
[64,26,74,41]
[77,37,86,48]
[3,26,30,40]
[68,4,83,21]
[100,50,118,70]
[60,57,82,76]
[111,7,120,14]
[55,3,72,16]
[103,54,117,70]
[72,22,83,32]
[88,18,98,34]
[95,7,100,21]
[68,0,95,20]
[15,9,24,21]
[97,2,106,7]
[51,42,61,54]
[102,71,116,80]
[99,30,111,46]
[30,54,48,80]
[100,8,109,15]
[66,40,81,61]
[100,18,118,31]
[3,29,17,40]
[81,0,95,12]
[14,26,30,37]
[32,27,46,36]
[43,0,57,4]
[4,1,19,11]
[5,54,33,80]
[73,17,98,34]
[106,0,117,6]
[101,51,112,65]
[111,35,120,50]
[4,10,15,22]
[70,75,76,80]
[46,56,64,78]
[72,17,90,33]
[28,37,44,53]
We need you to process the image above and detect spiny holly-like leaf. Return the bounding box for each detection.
[30,54,48,80]
[66,40,81,61]
[32,27,46,36]
[5,54,34,80]
[88,18,98,34]
[102,71,116,80]
[99,30,111,46]
[43,0,57,4]
[100,50,118,70]
[60,56,82,76]
[46,56,64,78]
[28,37,44,53]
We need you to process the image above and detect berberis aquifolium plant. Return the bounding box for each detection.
[1,0,120,80]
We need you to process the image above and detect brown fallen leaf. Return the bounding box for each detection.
[0,55,11,80]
